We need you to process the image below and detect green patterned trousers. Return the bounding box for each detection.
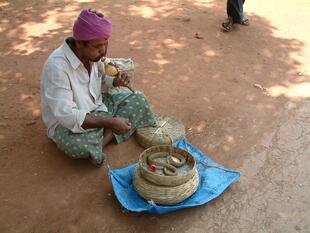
[54,91,155,166]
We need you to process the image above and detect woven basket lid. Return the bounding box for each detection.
[135,115,185,148]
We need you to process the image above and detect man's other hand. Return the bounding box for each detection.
[113,72,131,87]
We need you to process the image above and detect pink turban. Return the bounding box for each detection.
[73,9,112,41]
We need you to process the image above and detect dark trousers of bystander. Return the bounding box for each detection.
[227,0,246,23]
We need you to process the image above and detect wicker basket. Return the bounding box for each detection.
[133,168,199,205]
[138,145,196,186]
[135,115,185,148]
[133,145,199,205]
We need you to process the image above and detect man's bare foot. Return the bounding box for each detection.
[103,128,115,147]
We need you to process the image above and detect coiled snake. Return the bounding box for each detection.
[147,152,187,176]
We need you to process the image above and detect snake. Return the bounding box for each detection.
[146,152,187,176]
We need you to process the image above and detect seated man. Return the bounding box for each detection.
[40,9,155,166]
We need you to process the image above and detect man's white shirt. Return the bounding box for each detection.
[40,39,114,141]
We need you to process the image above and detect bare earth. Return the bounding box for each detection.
[0,0,309,232]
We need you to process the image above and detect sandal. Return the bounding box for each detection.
[222,17,234,32]
[240,18,249,26]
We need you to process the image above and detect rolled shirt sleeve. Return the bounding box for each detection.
[43,62,88,133]
[103,75,115,88]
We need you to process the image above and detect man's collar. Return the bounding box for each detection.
[62,37,82,70]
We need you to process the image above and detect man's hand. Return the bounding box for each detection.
[113,72,131,87]
[82,114,131,134]
[109,117,131,134]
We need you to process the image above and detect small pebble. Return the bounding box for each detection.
[295,225,301,231]
[26,120,36,126]
[254,83,265,91]
[194,32,204,39]
[181,17,191,22]
[121,209,129,214]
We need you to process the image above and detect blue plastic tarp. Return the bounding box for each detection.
[109,139,240,214]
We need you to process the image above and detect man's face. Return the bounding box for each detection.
[81,39,108,62]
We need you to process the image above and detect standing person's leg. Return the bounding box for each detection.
[222,0,248,31]
[240,0,249,25]
[222,0,234,31]
[229,0,248,24]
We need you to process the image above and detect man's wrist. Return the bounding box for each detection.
[99,116,114,127]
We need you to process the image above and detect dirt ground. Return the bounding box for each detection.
[0,0,309,232]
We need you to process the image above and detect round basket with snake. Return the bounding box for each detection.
[135,115,185,149]
[133,145,199,205]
